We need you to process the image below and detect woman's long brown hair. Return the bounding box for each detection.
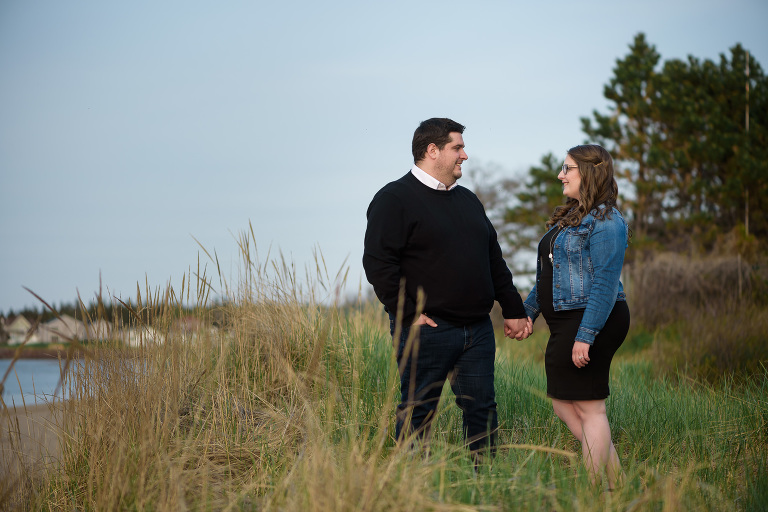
[546,144,619,229]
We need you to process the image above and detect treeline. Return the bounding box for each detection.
[477,33,766,270]
[1,299,224,327]
[583,33,766,252]
[1,301,108,324]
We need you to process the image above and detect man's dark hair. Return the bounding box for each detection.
[412,118,465,164]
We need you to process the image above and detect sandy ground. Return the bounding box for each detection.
[0,402,65,481]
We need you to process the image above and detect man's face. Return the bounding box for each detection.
[433,132,468,186]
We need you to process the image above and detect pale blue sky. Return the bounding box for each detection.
[1,0,766,312]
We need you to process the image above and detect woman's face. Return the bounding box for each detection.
[558,154,581,200]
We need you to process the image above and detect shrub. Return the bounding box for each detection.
[625,252,768,383]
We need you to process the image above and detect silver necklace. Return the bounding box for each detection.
[549,226,562,265]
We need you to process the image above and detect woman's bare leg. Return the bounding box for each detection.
[551,398,583,442]
[573,399,622,488]
[552,398,622,488]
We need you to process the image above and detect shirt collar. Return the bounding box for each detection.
[411,164,457,191]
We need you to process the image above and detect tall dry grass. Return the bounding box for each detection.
[626,252,768,382]
[1,227,766,510]
[2,227,465,511]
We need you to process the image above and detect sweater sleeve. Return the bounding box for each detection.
[362,190,418,322]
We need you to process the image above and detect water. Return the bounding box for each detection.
[0,359,69,406]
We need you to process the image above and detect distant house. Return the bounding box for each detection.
[120,325,162,347]
[37,315,86,344]
[84,319,114,341]
[173,316,203,334]
[5,315,41,345]
[171,316,206,342]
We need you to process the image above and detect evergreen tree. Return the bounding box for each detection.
[581,33,663,245]
[503,153,565,258]
[583,34,767,251]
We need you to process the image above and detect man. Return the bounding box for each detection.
[363,118,530,457]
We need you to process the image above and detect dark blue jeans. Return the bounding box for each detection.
[390,313,498,453]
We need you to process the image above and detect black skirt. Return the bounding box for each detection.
[538,228,630,401]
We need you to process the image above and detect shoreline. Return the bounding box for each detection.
[0,347,81,360]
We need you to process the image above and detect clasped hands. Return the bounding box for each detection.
[504,317,534,341]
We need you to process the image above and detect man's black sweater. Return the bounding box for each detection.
[363,172,526,325]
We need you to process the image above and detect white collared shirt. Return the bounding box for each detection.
[411,164,457,191]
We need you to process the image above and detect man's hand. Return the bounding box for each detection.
[504,317,531,340]
[413,314,438,327]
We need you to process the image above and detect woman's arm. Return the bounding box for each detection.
[523,280,541,323]
[574,215,627,345]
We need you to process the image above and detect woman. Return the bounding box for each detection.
[523,144,630,487]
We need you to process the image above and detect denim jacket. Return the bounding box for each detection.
[523,205,628,345]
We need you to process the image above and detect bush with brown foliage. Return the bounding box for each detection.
[625,252,768,383]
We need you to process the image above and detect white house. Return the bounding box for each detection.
[36,315,86,344]
[84,319,115,341]
[120,325,162,347]
[4,315,41,345]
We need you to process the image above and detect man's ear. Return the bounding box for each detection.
[426,142,439,160]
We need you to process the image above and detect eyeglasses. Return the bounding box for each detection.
[561,164,578,175]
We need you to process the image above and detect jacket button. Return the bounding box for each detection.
[555,284,560,288]
[555,264,559,268]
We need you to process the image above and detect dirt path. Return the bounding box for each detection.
[0,402,65,480]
